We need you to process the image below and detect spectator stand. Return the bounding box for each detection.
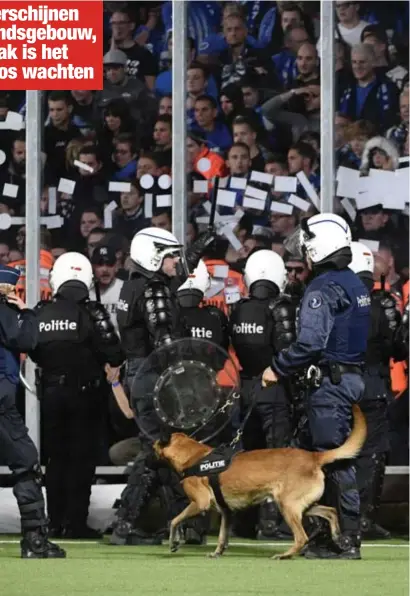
[0,2,407,494]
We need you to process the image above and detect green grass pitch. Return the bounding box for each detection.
[0,537,408,596]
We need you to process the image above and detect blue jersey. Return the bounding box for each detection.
[272,268,371,377]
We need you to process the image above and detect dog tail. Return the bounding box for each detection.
[316,405,367,467]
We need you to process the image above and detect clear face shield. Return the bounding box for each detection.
[155,243,189,278]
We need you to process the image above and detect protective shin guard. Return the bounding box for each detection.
[13,465,48,533]
[257,501,282,538]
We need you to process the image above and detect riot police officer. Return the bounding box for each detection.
[0,265,65,558]
[230,249,296,539]
[30,252,125,539]
[349,241,401,539]
[114,227,214,545]
[176,259,229,352]
[263,213,371,560]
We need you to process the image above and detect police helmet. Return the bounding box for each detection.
[348,241,375,274]
[176,259,211,295]
[50,252,93,295]
[300,213,352,264]
[244,250,286,292]
[130,227,183,273]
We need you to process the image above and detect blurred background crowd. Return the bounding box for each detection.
[0,0,408,468]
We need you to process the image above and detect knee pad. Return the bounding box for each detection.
[13,462,43,487]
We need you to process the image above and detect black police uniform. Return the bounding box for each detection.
[0,266,65,558]
[113,233,214,544]
[229,280,296,538]
[30,280,124,538]
[354,280,401,539]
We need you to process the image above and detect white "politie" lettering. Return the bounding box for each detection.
[233,323,264,334]
[199,460,225,472]
[191,327,212,339]
[39,320,77,332]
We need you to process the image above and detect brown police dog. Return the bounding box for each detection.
[154,405,366,560]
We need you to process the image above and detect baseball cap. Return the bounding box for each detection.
[103,49,127,67]
[91,245,117,266]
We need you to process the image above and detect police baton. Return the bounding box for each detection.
[208,176,219,232]
[93,277,101,302]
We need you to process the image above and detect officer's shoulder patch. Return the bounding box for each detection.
[308,295,323,309]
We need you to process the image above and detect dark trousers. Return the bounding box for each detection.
[299,374,364,536]
[240,377,292,450]
[41,383,102,529]
[0,379,46,533]
[356,371,390,518]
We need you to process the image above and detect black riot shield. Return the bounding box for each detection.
[131,338,241,443]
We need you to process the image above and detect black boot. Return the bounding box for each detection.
[360,516,391,540]
[110,520,163,545]
[184,512,209,545]
[360,453,391,540]
[110,454,160,545]
[21,529,66,559]
[257,501,288,540]
[304,532,361,560]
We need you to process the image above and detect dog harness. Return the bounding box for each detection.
[181,445,238,513]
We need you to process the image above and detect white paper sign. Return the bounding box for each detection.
[48,187,57,215]
[274,176,297,193]
[42,215,63,229]
[336,167,360,200]
[2,183,18,198]
[229,176,247,190]
[250,170,274,185]
[243,196,266,210]
[244,185,268,200]
[58,178,76,195]
[340,197,357,221]
[108,181,131,193]
[216,189,237,208]
[288,194,310,211]
[193,179,208,194]
[74,159,94,173]
[270,201,294,215]
[144,194,153,219]
[213,265,229,279]
[296,171,320,209]
[104,201,117,228]
[156,194,172,207]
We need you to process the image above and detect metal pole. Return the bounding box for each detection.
[25,91,42,449]
[320,0,335,213]
[171,0,188,245]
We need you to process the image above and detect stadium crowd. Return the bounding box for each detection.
[0,0,408,536]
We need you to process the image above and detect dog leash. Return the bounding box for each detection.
[228,379,260,450]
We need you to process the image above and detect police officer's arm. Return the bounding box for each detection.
[376,291,402,351]
[271,283,347,377]
[207,305,230,352]
[140,280,177,348]
[393,301,408,361]
[0,303,38,353]
[185,231,216,272]
[270,296,297,353]
[86,301,125,367]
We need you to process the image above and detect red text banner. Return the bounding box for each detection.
[0,1,103,90]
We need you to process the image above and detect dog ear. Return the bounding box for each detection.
[158,426,172,447]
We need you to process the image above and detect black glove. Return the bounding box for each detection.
[372,290,401,332]
[186,230,217,270]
